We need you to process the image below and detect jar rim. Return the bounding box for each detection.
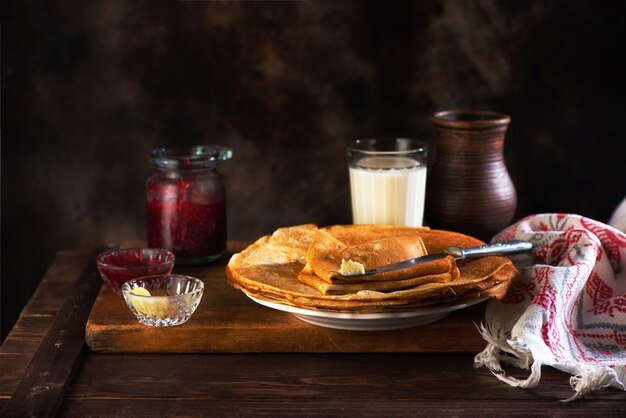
[431,110,510,129]
[150,146,233,170]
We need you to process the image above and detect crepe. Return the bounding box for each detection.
[226,224,519,312]
[304,230,428,281]
[298,271,454,295]
[298,229,460,294]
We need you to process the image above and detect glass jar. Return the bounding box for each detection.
[146,146,233,265]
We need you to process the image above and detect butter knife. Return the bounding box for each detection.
[355,240,533,276]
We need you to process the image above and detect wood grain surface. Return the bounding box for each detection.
[86,242,489,353]
[0,250,92,410]
[2,246,624,417]
[2,247,108,417]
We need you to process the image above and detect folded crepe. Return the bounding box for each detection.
[226,224,519,312]
[298,229,459,294]
[304,229,430,280]
[297,271,454,295]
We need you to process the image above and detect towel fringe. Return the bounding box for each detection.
[474,321,542,388]
[476,320,626,401]
[562,364,624,402]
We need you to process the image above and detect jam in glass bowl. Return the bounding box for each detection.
[96,248,175,293]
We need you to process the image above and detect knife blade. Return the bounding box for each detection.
[351,240,533,276]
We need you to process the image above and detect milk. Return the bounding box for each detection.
[349,156,427,226]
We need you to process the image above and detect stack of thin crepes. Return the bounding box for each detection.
[226,224,519,312]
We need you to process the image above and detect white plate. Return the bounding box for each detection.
[245,293,487,331]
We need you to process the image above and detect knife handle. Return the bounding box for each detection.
[445,240,533,260]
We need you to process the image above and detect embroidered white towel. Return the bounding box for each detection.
[475,213,626,401]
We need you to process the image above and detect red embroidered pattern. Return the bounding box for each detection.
[592,294,626,318]
[573,329,626,351]
[541,320,565,361]
[531,268,565,358]
[581,217,626,272]
[585,272,613,306]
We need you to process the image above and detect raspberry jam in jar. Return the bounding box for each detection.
[146,146,233,265]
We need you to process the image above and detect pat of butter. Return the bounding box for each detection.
[130,287,152,297]
[129,287,174,318]
[338,258,365,276]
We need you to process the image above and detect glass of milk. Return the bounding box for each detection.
[347,138,428,226]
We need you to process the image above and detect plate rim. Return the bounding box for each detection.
[245,292,488,320]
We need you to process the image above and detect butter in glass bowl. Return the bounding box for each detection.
[121,274,204,327]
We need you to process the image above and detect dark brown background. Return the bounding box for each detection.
[2,0,625,340]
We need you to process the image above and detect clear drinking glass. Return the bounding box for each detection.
[347,138,428,226]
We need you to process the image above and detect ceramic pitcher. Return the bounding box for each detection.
[425,110,517,241]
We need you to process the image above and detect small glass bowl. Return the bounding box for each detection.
[96,248,175,293]
[121,274,204,327]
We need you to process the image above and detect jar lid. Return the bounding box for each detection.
[150,146,233,170]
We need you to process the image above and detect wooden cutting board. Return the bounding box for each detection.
[86,242,489,353]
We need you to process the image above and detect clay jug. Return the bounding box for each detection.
[425,110,517,241]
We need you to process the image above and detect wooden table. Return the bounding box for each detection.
[1,244,624,417]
